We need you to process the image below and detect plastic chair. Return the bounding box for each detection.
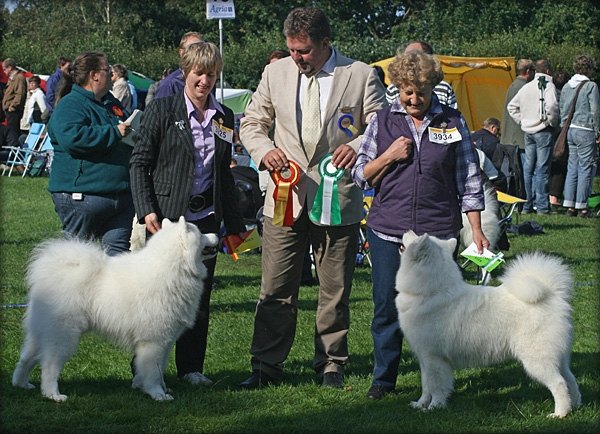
[23,133,53,177]
[496,190,527,227]
[2,123,46,176]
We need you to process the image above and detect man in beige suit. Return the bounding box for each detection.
[239,6,387,389]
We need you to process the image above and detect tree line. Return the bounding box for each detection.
[1,0,598,89]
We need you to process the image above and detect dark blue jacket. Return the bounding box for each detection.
[46,68,63,113]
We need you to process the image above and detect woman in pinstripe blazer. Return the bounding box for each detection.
[130,42,245,387]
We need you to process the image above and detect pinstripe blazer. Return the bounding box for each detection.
[129,90,245,235]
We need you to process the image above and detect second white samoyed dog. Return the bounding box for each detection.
[12,217,218,402]
[395,230,580,418]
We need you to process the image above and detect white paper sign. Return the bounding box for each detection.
[206,0,235,19]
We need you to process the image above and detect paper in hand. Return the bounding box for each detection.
[121,109,143,147]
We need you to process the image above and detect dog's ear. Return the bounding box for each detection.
[162,218,173,228]
[402,230,418,247]
[445,237,457,255]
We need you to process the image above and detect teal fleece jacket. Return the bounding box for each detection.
[48,84,132,194]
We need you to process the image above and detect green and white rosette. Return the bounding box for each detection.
[310,154,345,225]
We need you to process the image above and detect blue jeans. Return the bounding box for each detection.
[52,192,135,256]
[367,227,403,388]
[563,128,596,209]
[523,129,553,213]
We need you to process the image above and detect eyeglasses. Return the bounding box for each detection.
[98,68,111,73]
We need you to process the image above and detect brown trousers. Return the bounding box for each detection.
[249,207,359,379]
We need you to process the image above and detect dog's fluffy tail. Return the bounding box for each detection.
[499,252,573,304]
[26,238,105,302]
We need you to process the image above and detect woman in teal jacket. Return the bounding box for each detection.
[48,51,134,255]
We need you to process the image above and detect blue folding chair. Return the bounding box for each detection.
[23,133,53,177]
[1,123,46,176]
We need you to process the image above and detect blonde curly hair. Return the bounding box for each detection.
[388,50,444,91]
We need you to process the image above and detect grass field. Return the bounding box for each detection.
[1,176,599,434]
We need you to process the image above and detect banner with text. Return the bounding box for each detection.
[206,0,235,19]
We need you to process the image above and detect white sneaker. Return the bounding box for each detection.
[182,372,214,387]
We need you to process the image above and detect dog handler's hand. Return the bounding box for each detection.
[262,148,288,172]
[466,211,489,254]
[144,213,162,234]
[473,230,490,255]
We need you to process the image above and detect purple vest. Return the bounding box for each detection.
[367,105,463,238]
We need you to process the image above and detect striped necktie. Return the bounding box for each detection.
[302,73,321,159]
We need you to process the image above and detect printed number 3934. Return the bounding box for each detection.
[432,132,453,141]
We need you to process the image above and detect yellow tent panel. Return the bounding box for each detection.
[371,55,516,132]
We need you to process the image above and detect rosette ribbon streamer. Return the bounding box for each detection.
[271,160,300,226]
[310,154,344,225]
[338,114,358,138]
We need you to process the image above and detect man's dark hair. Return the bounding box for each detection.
[57,56,71,68]
[535,59,552,74]
[406,40,434,55]
[283,7,331,43]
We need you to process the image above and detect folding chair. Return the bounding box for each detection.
[495,144,526,204]
[1,123,46,176]
[496,190,527,227]
[23,133,53,177]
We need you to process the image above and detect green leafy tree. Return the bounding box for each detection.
[1,0,598,86]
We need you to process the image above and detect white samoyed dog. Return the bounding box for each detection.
[395,230,580,418]
[12,216,218,402]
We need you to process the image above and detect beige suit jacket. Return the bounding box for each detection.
[240,50,387,225]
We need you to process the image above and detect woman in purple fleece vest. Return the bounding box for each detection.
[351,50,489,400]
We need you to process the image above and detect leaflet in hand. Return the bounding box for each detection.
[460,243,504,272]
[121,109,143,147]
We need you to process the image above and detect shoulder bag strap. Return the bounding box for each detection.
[564,81,586,128]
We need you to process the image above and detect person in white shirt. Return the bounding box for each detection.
[507,59,559,215]
[20,75,48,135]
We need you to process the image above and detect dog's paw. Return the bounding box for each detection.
[44,392,68,402]
[427,400,448,410]
[152,392,174,401]
[410,400,427,410]
[547,412,568,419]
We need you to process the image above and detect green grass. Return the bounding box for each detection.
[1,176,599,434]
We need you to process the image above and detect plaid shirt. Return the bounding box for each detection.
[352,94,484,217]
